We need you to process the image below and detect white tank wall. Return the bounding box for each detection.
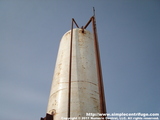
[47,28,101,119]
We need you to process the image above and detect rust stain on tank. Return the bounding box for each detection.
[78,38,85,46]
[58,63,62,70]
[90,93,94,96]
[82,65,85,69]
[94,90,99,94]
[56,72,60,76]
[71,80,97,86]
[90,97,97,100]
[52,100,57,106]
[65,31,71,36]
[79,29,86,34]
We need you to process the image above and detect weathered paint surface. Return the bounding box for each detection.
[47,28,101,119]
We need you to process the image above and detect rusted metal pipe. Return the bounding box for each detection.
[84,17,92,29]
[68,18,74,118]
[92,16,106,119]
[72,18,79,28]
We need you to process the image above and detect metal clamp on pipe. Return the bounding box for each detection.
[81,26,84,33]
[40,110,55,120]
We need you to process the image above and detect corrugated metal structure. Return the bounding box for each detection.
[41,9,107,120]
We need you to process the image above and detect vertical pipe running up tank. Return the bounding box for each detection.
[46,28,103,119]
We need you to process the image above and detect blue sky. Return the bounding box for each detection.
[0,0,160,120]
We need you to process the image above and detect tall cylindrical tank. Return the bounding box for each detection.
[47,28,102,119]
